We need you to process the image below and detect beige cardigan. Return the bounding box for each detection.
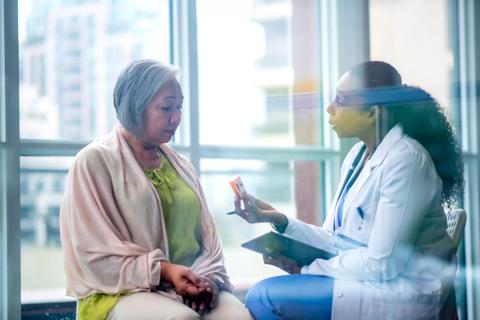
[60,126,231,299]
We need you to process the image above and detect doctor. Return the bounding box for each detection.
[234,61,464,319]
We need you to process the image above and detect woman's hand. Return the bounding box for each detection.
[234,194,287,229]
[263,255,301,274]
[184,276,219,315]
[161,262,204,296]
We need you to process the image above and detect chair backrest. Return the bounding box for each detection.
[446,209,467,251]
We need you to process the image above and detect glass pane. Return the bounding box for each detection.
[369,0,455,115]
[20,156,72,302]
[200,158,323,287]
[371,2,469,317]
[18,0,170,140]
[197,0,323,147]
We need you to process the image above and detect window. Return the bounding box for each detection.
[1,0,479,318]
[369,0,455,115]
[197,0,294,147]
[20,157,68,298]
[19,0,171,140]
[17,0,172,305]
[195,0,338,286]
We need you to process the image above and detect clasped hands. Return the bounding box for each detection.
[161,262,219,315]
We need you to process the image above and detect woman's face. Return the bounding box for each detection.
[142,79,183,145]
[326,71,374,139]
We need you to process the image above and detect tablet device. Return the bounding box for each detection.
[241,231,337,266]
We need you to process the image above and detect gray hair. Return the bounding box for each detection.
[113,59,180,138]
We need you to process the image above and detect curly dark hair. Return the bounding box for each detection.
[388,87,464,208]
[349,61,464,207]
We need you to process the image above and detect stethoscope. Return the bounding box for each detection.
[337,145,367,204]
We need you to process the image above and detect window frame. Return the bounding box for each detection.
[457,0,480,318]
[1,1,21,319]
[2,0,478,319]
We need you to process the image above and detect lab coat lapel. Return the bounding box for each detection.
[340,125,405,222]
[325,143,364,231]
[340,158,373,223]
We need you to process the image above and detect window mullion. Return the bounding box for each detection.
[171,0,200,172]
[1,0,21,319]
[458,0,480,318]
[19,140,87,157]
[198,144,340,162]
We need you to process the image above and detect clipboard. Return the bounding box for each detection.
[241,231,337,266]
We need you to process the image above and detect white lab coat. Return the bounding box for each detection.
[283,125,456,319]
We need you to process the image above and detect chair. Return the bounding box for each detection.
[446,209,467,250]
[440,209,467,320]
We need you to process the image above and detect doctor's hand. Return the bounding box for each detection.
[263,255,301,274]
[234,194,287,228]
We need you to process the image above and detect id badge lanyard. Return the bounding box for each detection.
[333,144,366,230]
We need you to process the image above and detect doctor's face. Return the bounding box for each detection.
[327,72,375,139]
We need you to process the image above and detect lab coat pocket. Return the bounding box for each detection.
[343,203,376,245]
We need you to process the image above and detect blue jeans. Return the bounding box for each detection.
[245,274,334,320]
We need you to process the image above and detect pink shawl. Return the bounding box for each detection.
[60,126,231,298]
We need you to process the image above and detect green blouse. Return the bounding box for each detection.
[77,155,202,320]
[145,155,202,266]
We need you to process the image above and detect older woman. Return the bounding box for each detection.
[60,60,252,320]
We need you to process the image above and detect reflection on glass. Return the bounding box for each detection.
[197,0,323,147]
[200,158,322,287]
[20,156,72,301]
[19,0,170,140]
